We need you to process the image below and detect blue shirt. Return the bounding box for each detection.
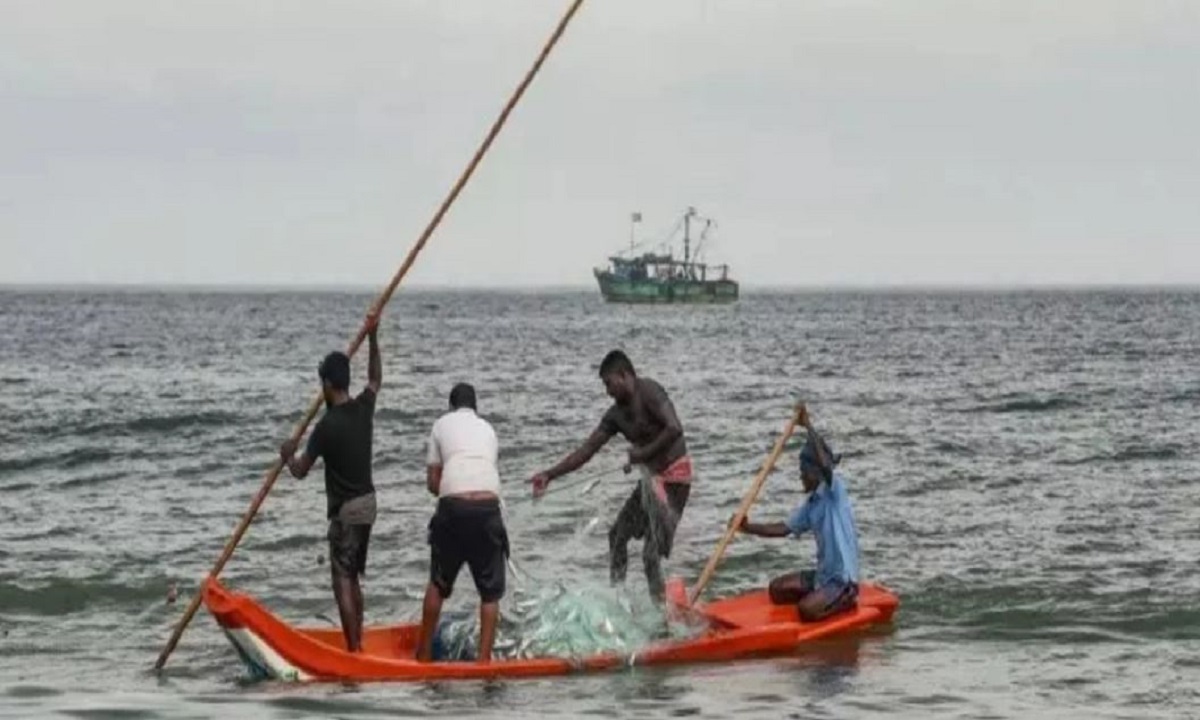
[784,471,860,586]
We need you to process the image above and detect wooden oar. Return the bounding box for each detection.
[687,403,804,606]
[153,0,587,671]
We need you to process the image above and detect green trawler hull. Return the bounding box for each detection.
[597,207,738,304]
[594,270,738,304]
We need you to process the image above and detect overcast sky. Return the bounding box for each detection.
[2,1,1198,287]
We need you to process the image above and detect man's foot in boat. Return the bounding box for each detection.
[332,572,364,653]
[416,582,444,662]
[477,601,499,663]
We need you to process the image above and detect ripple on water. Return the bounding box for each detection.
[1,289,1199,718]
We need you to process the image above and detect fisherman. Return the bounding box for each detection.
[417,383,508,663]
[279,312,381,653]
[732,405,860,621]
[530,350,693,602]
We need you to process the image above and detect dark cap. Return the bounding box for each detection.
[318,352,351,391]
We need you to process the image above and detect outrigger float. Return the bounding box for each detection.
[203,577,898,682]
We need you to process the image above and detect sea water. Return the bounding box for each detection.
[4,289,1199,718]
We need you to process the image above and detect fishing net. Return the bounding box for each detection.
[432,578,702,662]
[632,463,689,600]
[432,464,701,662]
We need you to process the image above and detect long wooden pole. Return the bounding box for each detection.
[154,0,586,671]
[688,403,804,606]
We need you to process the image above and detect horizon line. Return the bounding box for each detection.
[2,281,1199,294]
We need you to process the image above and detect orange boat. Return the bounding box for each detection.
[203,577,898,682]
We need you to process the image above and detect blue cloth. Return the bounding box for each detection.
[784,471,860,587]
[798,433,837,480]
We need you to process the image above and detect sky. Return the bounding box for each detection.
[2,0,1198,288]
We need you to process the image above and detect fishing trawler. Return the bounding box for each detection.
[594,208,739,304]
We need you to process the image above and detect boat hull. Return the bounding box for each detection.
[594,270,739,304]
[203,578,897,683]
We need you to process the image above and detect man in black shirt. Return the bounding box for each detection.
[530,350,694,601]
[279,313,382,653]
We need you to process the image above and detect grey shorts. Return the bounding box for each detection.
[328,493,376,578]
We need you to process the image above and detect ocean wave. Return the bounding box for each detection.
[174,459,238,480]
[374,407,429,424]
[2,445,167,480]
[19,410,243,443]
[242,533,323,553]
[1057,444,1183,466]
[1113,445,1183,461]
[0,446,120,474]
[0,481,36,494]
[0,577,172,616]
[57,470,127,490]
[121,410,242,435]
[954,608,1200,642]
[902,474,975,497]
[932,440,975,456]
[61,446,120,469]
[902,578,1200,641]
[845,426,901,440]
[0,454,47,475]
[3,685,63,699]
[966,394,1083,414]
[1167,386,1200,403]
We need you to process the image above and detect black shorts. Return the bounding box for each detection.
[428,496,509,603]
[327,493,376,579]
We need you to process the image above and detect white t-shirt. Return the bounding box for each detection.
[426,408,500,497]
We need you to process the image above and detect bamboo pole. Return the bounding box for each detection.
[688,403,804,606]
[154,0,586,670]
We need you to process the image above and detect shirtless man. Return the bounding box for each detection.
[531,350,693,601]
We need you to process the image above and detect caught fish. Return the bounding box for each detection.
[506,557,527,584]
[517,637,535,658]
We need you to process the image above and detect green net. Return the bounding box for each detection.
[435,579,704,662]
[434,467,703,662]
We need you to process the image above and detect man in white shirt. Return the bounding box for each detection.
[415,383,508,663]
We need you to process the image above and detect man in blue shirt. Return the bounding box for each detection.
[734,407,860,621]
